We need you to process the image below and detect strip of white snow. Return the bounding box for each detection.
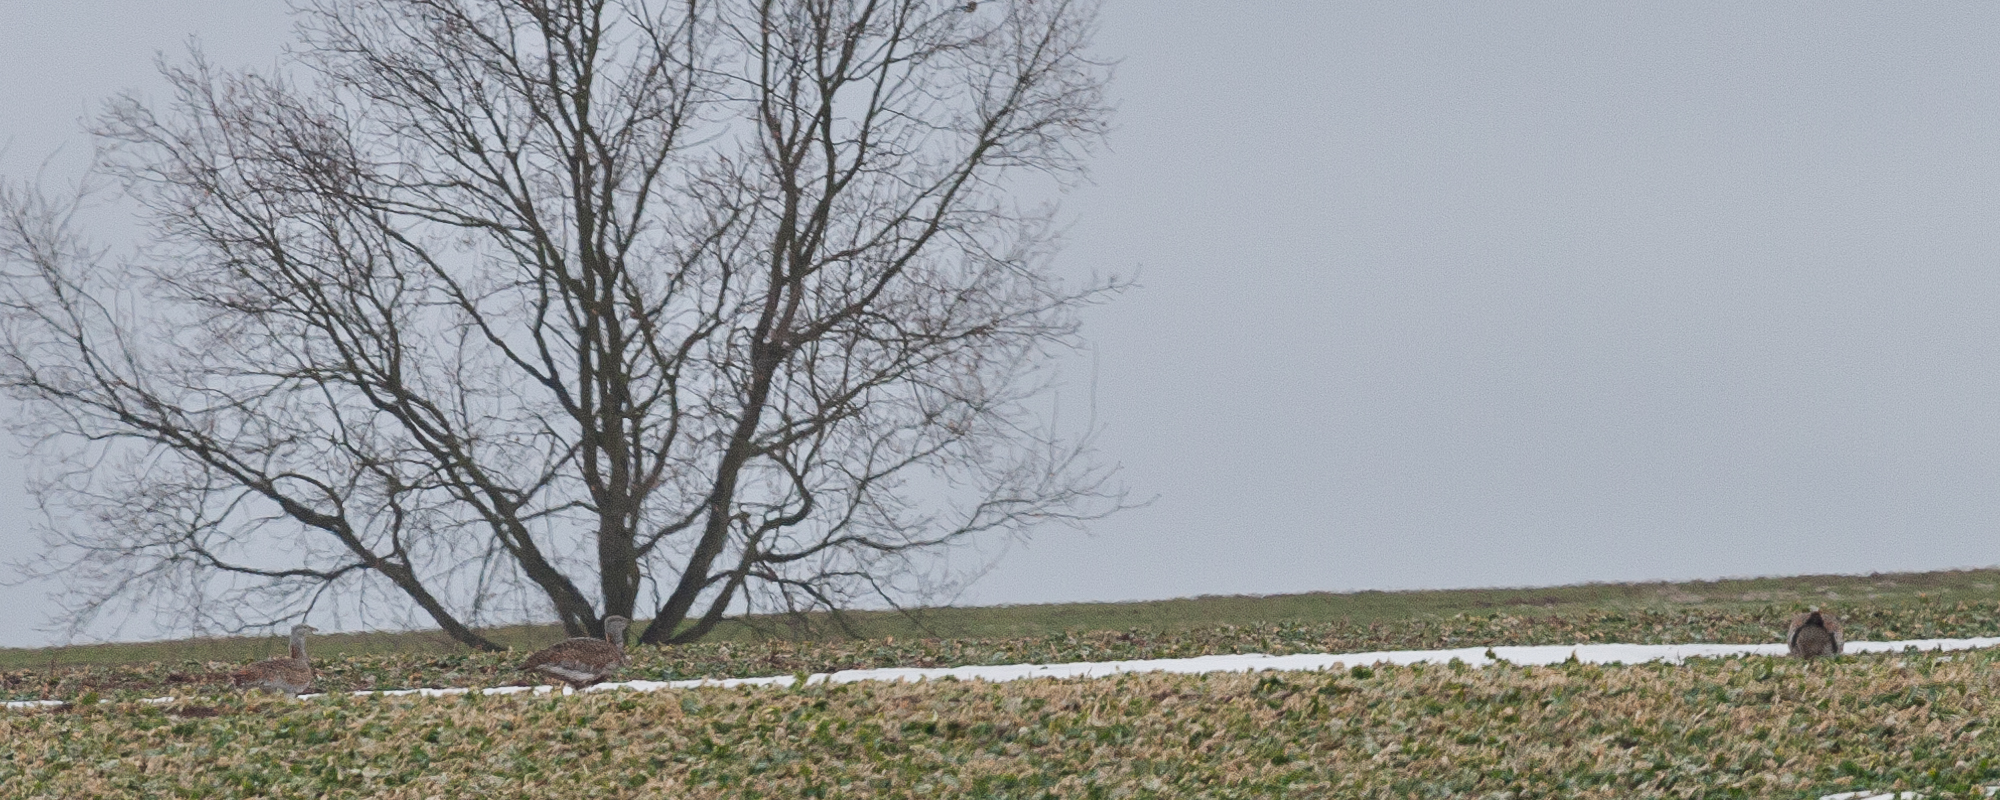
[11,635,2000,710]
[607,636,2000,693]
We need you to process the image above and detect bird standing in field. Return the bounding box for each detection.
[1787,609,1843,659]
[231,624,320,697]
[521,615,632,691]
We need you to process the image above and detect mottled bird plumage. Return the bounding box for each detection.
[231,624,319,696]
[522,616,631,689]
[1786,609,1843,659]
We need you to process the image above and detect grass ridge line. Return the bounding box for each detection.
[14,634,2000,711]
[8,565,2000,669]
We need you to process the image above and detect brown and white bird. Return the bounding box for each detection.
[231,624,320,697]
[521,616,632,691]
[1786,609,1843,659]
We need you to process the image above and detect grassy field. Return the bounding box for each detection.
[5,566,1996,671]
[5,567,2000,703]
[7,647,2000,798]
[6,568,2000,799]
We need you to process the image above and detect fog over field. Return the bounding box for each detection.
[5,1,2000,647]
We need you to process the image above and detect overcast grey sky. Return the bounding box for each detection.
[5,1,2000,647]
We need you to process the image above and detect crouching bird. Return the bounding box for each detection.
[522,615,632,691]
[232,624,319,697]
[1787,609,1843,659]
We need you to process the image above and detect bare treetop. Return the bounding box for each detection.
[0,0,1123,648]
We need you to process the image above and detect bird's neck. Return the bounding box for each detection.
[289,632,308,661]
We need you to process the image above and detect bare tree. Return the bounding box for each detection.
[0,0,1124,649]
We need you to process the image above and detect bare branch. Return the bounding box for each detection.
[0,0,1124,648]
